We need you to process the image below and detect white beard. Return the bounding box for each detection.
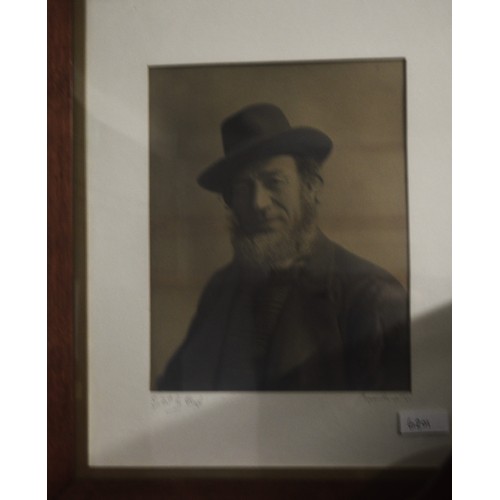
[229,188,318,274]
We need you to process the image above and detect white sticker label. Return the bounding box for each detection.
[398,410,450,435]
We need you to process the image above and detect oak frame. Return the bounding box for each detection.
[47,0,449,497]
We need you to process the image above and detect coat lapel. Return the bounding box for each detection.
[177,268,239,389]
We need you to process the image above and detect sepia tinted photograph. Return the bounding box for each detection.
[150,59,410,392]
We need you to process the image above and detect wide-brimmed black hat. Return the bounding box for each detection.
[197,103,333,193]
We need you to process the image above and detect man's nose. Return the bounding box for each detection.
[252,182,272,211]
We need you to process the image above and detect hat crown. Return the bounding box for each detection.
[221,104,291,154]
[197,102,332,193]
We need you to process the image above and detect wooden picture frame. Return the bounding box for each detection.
[47,0,450,497]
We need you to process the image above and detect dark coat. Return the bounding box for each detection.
[156,231,410,391]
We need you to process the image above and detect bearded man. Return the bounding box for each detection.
[156,103,410,391]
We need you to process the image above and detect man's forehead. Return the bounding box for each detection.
[235,155,297,180]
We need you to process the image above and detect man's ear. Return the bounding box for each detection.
[308,174,323,204]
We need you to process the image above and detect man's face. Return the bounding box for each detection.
[229,155,304,236]
[228,155,318,271]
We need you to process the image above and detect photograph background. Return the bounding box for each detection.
[150,60,408,385]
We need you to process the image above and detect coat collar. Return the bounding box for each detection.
[295,229,337,293]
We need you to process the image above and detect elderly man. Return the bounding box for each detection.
[156,103,410,391]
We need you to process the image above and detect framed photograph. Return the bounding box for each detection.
[48,0,451,496]
[150,60,411,394]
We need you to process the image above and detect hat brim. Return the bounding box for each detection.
[197,127,333,193]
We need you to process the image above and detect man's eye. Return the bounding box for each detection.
[266,177,285,188]
[232,181,251,194]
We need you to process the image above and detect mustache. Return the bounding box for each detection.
[229,188,317,234]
